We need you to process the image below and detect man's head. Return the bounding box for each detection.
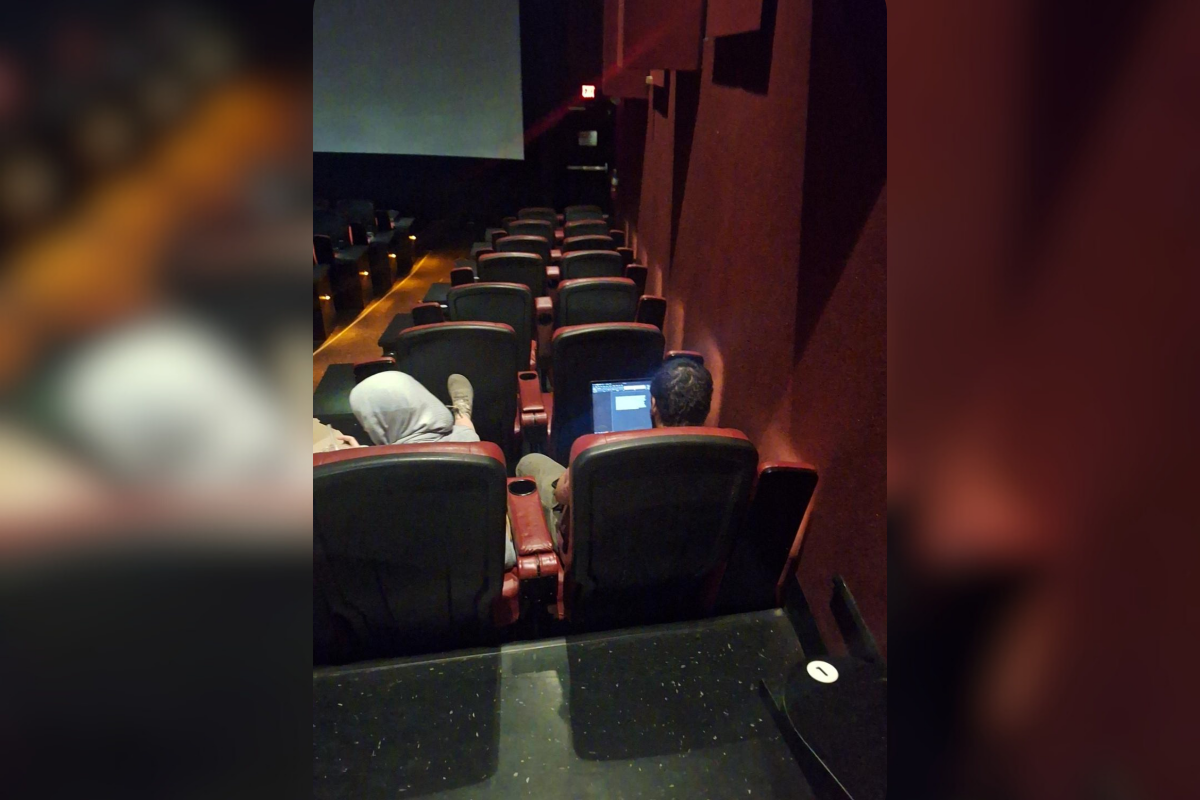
[650,358,713,427]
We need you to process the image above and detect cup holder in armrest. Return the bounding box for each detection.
[519,371,538,382]
[508,479,537,496]
[536,312,553,325]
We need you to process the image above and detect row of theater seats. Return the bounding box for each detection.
[313,198,416,343]
[313,204,818,664]
[315,431,818,665]
[419,204,661,371]
[314,202,669,458]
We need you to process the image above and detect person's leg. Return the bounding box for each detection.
[447,374,474,430]
[441,425,481,443]
[515,453,566,542]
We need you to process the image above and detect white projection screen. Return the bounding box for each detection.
[313,0,525,160]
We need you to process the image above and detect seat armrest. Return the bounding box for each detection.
[666,349,704,366]
[507,478,555,557]
[617,246,635,266]
[535,296,554,365]
[517,552,561,581]
[545,265,561,288]
[450,266,475,286]
[518,371,545,414]
[518,372,548,444]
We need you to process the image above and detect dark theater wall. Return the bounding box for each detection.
[615,0,887,650]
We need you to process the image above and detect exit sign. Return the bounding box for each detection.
[581,84,596,99]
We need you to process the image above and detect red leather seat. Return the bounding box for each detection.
[562,234,616,253]
[547,322,664,459]
[560,250,624,280]
[476,252,548,297]
[447,282,538,370]
[392,321,533,462]
[495,234,555,267]
[564,205,604,222]
[518,206,557,226]
[556,428,760,629]
[555,277,639,328]
[506,218,555,239]
[313,442,514,663]
[563,219,610,239]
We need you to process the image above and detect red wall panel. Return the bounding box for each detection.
[614,0,888,649]
[621,0,704,72]
[602,0,646,97]
[708,0,766,37]
[636,73,676,295]
[603,0,704,97]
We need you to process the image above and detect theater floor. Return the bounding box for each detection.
[313,246,463,392]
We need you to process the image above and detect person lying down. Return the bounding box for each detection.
[347,370,515,569]
[349,371,480,445]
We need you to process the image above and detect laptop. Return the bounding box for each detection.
[591,379,654,434]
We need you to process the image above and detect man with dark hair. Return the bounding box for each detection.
[649,357,713,427]
[515,358,714,543]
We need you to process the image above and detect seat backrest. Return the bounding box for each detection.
[506,218,554,239]
[393,322,521,459]
[556,278,639,328]
[565,428,759,628]
[563,234,616,253]
[314,442,508,663]
[565,205,603,222]
[313,235,335,266]
[636,295,667,329]
[476,252,547,298]
[448,282,534,344]
[712,462,819,616]
[335,199,377,232]
[495,235,553,266]
[314,209,351,248]
[549,323,664,459]
[518,207,557,225]
[624,264,648,294]
[560,250,624,280]
[563,219,609,238]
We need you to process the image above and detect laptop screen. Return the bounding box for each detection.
[591,380,653,434]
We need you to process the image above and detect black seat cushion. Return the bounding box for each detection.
[549,323,664,459]
[505,219,554,239]
[495,235,553,266]
[314,442,508,663]
[563,220,609,238]
[448,282,534,344]
[560,250,624,280]
[562,234,616,253]
[556,278,639,328]
[393,322,522,460]
[518,207,557,225]
[566,429,759,629]
[476,252,547,298]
